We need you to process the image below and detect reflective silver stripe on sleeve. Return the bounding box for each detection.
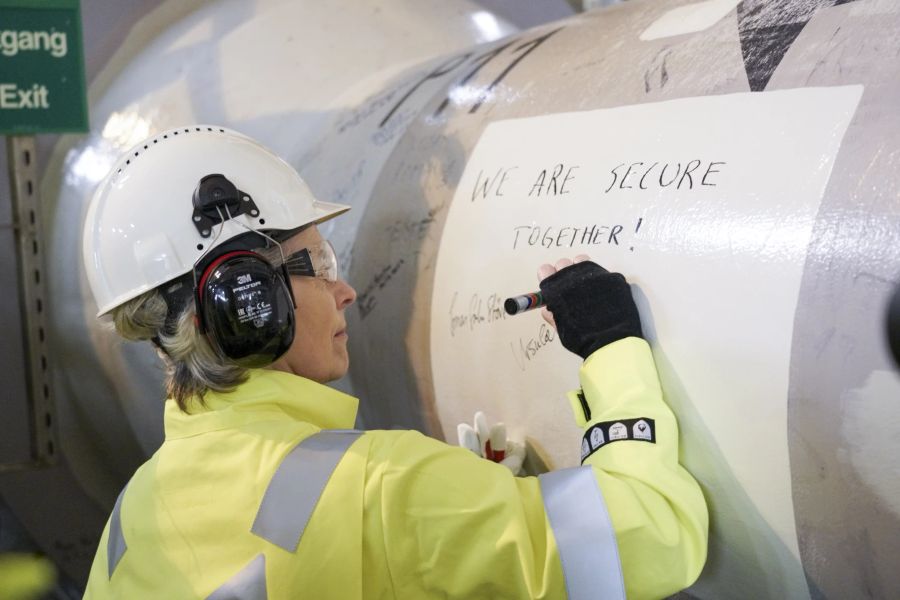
[539,466,626,600]
[206,554,267,600]
[251,430,362,552]
[107,485,128,579]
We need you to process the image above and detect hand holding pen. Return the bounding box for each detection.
[504,254,591,318]
[506,254,645,359]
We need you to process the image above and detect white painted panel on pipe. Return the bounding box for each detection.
[640,0,741,41]
[430,86,862,596]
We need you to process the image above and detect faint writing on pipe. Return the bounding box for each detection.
[448,291,507,337]
[357,258,406,320]
[445,294,557,371]
[511,323,556,371]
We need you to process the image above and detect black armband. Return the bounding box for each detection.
[581,418,656,462]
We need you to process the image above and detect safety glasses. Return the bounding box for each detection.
[263,239,338,283]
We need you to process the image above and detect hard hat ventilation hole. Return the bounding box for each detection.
[110,127,230,183]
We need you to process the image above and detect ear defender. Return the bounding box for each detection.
[195,250,295,368]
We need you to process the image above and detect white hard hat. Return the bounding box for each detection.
[83,125,349,317]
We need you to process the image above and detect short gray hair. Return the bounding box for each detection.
[111,288,247,412]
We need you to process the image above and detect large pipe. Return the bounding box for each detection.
[308,4,900,596]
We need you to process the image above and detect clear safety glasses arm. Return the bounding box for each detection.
[365,336,708,600]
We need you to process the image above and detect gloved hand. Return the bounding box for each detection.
[538,256,643,360]
[457,411,526,476]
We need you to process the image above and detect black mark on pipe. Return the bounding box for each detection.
[381,27,565,128]
[381,54,473,127]
[736,0,861,92]
[432,39,518,118]
[469,27,564,114]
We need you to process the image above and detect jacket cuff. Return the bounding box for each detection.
[577,337,662,422]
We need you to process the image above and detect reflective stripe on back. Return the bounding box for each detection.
[539,466,626,600]
[107,484,128,579]
[251,430,362,552]
[206,554,267,600]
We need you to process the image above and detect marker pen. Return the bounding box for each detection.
[504,291,545,315]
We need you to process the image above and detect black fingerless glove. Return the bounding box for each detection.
[539,261,644,360]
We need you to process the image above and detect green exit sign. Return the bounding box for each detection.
[0,0,88,134]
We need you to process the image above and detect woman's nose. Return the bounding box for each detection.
[334,278,357,309]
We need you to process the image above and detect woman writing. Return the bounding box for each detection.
[82,126,707,599]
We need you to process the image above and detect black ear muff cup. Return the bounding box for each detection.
[197,252,295,367]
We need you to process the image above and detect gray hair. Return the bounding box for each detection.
[111,288,247,412]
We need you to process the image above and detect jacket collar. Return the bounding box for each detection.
[164,369,360,440]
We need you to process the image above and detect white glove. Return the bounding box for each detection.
[457,411,526,476]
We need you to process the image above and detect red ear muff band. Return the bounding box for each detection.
[197,250,261,300]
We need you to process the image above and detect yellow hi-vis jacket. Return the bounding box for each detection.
[84,337,708,599]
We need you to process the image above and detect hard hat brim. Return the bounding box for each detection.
[309,200,351,226]
[93,200,352,318]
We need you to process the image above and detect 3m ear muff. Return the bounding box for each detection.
[195,249,296,368]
